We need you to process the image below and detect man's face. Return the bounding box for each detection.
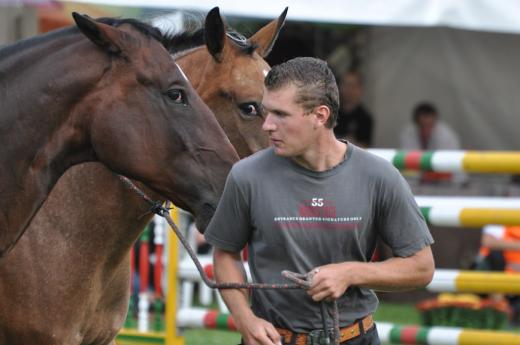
[261,84,317,157]
[417,113,437,143]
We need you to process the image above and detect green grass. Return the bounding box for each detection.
[374,302,420,324]
[184,329,241,345]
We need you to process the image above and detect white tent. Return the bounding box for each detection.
[61,0,520,149]
[62,0,520,34]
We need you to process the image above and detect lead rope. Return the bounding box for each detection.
[117,175,341,345]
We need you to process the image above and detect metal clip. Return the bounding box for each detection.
[307,328,333,345]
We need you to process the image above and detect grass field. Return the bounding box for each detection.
[183,302,420,345]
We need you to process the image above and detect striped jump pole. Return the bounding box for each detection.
[427,269,520,294]
[368,149,520,174]
[415,196,520,209]
[415,196,520,226]
[118,210,185,345]
[376,322,520,345]
[420,206,520,227]
[178,258,520,295]
[176,309,520,345]
[177,308,237,331]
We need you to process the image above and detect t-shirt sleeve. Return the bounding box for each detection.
[204,168,251,252]
[376,168,434,257]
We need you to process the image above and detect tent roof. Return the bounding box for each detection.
[61,0,520,34]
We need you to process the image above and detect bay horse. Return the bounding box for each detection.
[0,13,238,259]
[0,8,286,345]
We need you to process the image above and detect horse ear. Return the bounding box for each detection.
[204,7,226,63]
[72,12,124,54]
[249,7,288,58]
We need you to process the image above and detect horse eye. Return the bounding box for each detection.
[239,102,260,118]
[166,89,186,105]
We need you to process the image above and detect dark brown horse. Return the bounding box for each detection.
[0,8,286,345]
[0,13,238,259]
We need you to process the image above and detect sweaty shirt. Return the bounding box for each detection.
[205,143,433,332]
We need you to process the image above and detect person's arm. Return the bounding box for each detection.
[307,246,434,301]
[214,248,281,345]
[482,233,520,251]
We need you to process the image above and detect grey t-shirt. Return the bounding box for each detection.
[205,143,433,332]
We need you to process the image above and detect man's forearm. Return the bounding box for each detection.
[213,248,254,320]
[350,246,434,291]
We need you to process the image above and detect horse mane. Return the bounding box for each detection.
[163,27,258,56]
[0,17,172,60]
[0,16,257,62]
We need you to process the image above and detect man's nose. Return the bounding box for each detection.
[262,113,276,132]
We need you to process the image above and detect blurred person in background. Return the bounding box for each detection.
[400,102,460,150]
[400,102,464,184]
[334,70,374,147]
[476,224,520,324]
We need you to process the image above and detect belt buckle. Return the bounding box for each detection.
[307,328,333,345]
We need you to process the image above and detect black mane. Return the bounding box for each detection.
[0,15,257,61]
[163,27,257,55]
[163,29,205,54]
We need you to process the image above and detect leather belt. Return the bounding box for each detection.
[276,314,374,345]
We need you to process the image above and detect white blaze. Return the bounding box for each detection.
[177,64,189,81]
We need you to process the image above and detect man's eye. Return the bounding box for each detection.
[166,89,186,105]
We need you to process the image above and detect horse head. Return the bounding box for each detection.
[73,14,239,231]
[175,7,288,158]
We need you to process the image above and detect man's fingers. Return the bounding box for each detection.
[255,332,278,345]
[265,324,282,345]
[310,290,330,302]
[307,280,335,301]
[307,279,327,295]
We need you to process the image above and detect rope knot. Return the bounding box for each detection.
[150,201,172,217]
[281,268,319,289]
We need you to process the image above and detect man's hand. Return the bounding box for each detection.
[307,246,435,299]
[237,313,282,345]
[306,263,356,302]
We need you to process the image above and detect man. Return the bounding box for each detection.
[400,102,463,183]
[333,71,374,147]
[400,102,460,150]
[205,57,434,345]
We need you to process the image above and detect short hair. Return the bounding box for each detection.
[413,102,438,123]
[264,57,339,128]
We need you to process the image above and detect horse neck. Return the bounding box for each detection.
[0,32,102,256]
[0,30,101,167]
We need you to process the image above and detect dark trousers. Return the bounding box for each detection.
[239,324,380,345]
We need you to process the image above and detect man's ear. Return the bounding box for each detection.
[313,105,331,127]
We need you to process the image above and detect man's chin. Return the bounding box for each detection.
[273,147,289,156]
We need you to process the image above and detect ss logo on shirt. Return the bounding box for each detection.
[311,198,324,207]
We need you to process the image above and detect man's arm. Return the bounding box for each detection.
[307,246,434,301]
[213,248,281,345]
